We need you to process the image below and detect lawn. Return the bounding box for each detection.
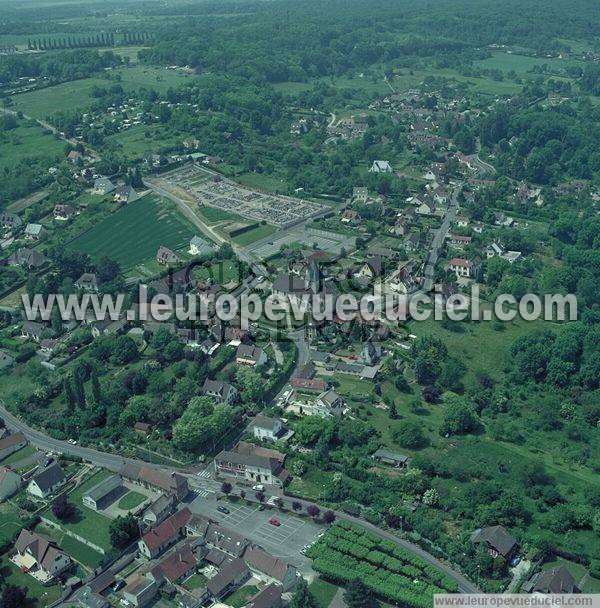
[41,470,114,551]
[0,502,25,545]
[182,572,208,591]
[195,260,242,286]
[197,206,241,224]
[309,578,339,608]
[0,119,64,171]
[36,523,104,570]
[117,490,146,510]
[68,194,196,272]
[0,556,62,607]
[231,224,277,246]
[224,585,260,608]
[0,445,37,465]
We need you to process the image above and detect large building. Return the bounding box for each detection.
[119,464,189,500]
[215,442,289,487]
[82,475,123,511]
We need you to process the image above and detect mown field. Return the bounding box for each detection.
[68,193,196,272]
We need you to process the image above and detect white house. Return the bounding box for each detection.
[369,160,392,173]
[251,415,284,442]
[27,463,66,498]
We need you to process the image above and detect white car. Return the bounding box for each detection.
[252,484,265,491]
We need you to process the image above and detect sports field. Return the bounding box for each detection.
[68,194,196,271]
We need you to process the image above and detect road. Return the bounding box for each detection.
[0,401,165,473]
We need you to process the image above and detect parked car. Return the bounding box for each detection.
[217,505,230,514]
[252,484,265,491]
[268,517,281,526]
[112,580,125,592]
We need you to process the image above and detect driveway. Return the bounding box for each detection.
[189,494,324,574]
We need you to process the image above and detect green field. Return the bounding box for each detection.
[41,470,114,551]
[197,206,242,224]
[117,490,146,510]
[68,194,196,271]
[0,556,61,607]
[231,223,277,246]
[309,578,339,608]
[104,123,183,159]
[0,445,37,466]
[0,119,64,171]
[0,502,25,545]
[36,523,104,570]
[475,51,583,76]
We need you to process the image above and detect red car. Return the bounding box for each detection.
[268,517,281,526]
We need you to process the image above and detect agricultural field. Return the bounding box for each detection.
[68,193,196,274]
[306,520,457,608]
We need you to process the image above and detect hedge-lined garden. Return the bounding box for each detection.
[306,520,458,608]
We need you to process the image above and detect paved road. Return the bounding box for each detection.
[0,402,165,473]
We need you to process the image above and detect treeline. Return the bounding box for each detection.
[27,31,151,51]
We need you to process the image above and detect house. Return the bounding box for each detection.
[386,260,420,294]
[119,464,189,500]
[215,442,289,487]
[246,584,283,608]
[67,150,82,164]
[7,247,48,269]
[156,245,180,266]
[142,494,176,527]
[404,232,420,252]
[243,546,298,591]
[204,522,249,557]
[27,463,67,498]
[21,321,47,341]
[454,215,469,228]
[138,507,192,559]
[93,177,115,195]
[202,379,238,405]
[75,272,99,292]
[0,433,26,461]
[148,541,197,585]
[13,530,71,583]
[0,350,14,370]
[206,558,250,599]
[200,337,220,356]
[415,199,436,216]
[236,343,267,367]
[449,257,481,279]
[176,327,203,347]
[251,415,284,442]
[355,256,384,280]
[369,160,392,173]
[123,577,158,607]
[113,185,138,204]
[189,235,213,256]
[313,389,345,417]
[341,209,359,224]
[24,223,43,240]
[472,221,484,233]
[352,187,369,202]
[448,235,472,247]
[0,467,22,501]
[82,475,123,511]
[91,317,128,337]
[290,377,327,393]
[485,242,522,264]
[524,566,577,594]
[372,449,411,469]
[0,212,22,230]
[470,525,518,561]
[361,340,381,366]
[53,204,75,221]
[134,422,152,436]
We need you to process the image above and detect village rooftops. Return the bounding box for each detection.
[206,558,249,597]
[470,525,517,559]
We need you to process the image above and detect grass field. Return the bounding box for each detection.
[41,470,114,551]
[182,572,208,591]
[224,585,260,608]
[68,194,196,272]
[475,51,584,76]
[0,556,61,607]
[309,578,339,608]
[117,490,146,510]
[197,206,243,224]
[104,123,184,159]
[36,523,104,570]
[0,445,37,465]
[0,502,24,545]
[231,223,277,246]
[0,119,64,171]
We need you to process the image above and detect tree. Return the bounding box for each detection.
[422,488,440,507]
[306,504,320,519]
[392,420,426,448]
[1,586,27,608]
[235,367,264,402]
[289,577,316,608]
[292,501,302,511]
[255,491,265,502]
[221,482,232,495]
[322,510,336,523]
[388,401,398,419]
[344,580,379,608]
[440,395,479,436]
[110,513,139,548]
[52,494,75,520]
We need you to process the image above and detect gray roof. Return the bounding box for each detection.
[83,475,121,503]
[531,566,576,594]
[372,449,409,463]
[252,415,280,432]
[206,558,249,596]
[31,463,66,492]
[470,525,517,557]
[190,235,213,255]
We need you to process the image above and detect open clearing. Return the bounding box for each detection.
[68,193,196,271]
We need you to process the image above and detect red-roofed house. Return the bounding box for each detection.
[139,507,192,559]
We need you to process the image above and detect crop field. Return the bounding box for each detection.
[475,51,583,75]
[68,194,196,271]
[306,520,457,608]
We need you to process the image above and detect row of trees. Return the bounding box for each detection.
[27,31,151,51]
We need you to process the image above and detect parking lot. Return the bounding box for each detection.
[189,495,324,573]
